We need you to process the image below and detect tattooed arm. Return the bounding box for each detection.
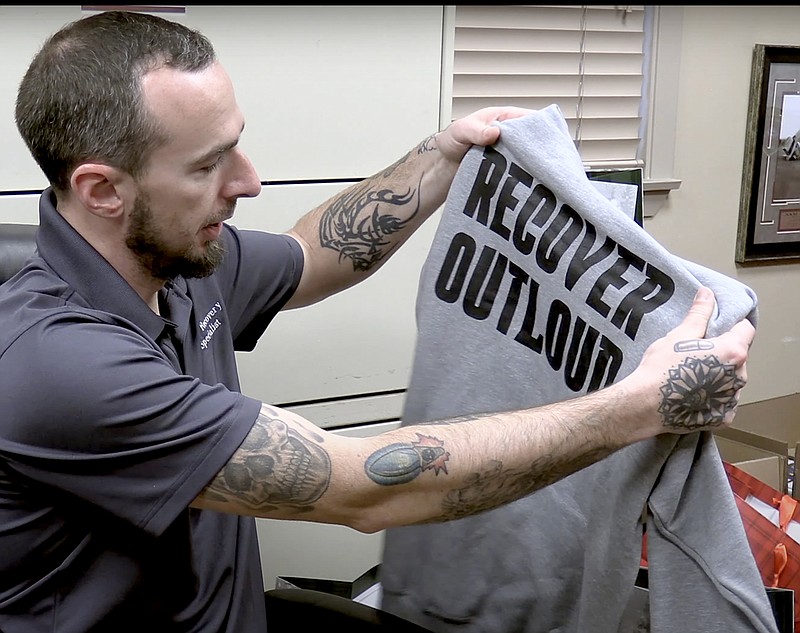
[193,288,755,532]
[283,107,534,308]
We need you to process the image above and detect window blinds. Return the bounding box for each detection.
[450,5,647,169]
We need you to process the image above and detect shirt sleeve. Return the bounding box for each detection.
[214,224,305,351]
[0,310,262,537]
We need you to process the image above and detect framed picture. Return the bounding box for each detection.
[737,44,800,265]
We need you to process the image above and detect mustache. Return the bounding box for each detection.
[208,200,237,226]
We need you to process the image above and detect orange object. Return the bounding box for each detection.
[724,462,800,632]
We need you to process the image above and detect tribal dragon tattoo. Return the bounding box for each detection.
[318,137,436,272]
[319,180,420,272]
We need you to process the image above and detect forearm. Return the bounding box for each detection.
[194,381,648,533]
[339,381,646,532]
[285,131,459,307]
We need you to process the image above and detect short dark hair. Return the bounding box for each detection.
[15,10,217,193]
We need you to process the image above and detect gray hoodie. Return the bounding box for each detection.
[379,105,776,633]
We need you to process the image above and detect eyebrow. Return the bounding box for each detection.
[192,122,246,166]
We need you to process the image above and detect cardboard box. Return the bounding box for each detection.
[733,455,786,493]
[733,394,800,448]
[714,425,794,496]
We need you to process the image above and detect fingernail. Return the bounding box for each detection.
[695,287,712,301]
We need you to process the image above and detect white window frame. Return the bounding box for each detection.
[641,5,683,216]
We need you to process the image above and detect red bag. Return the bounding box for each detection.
[724,461,800,632]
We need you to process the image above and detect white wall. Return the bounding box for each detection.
[644,5,800,408]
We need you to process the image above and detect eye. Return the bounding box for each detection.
[201,155,225,173]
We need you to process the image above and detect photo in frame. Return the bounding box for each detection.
[587,167,644,228]
[737,44,800,265]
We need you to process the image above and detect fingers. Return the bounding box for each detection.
[473,106,535,145]
[728,317,756,350]
[491,106,537,122]
[440,107,534,157]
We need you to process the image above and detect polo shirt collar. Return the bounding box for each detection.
[36,188,171,342]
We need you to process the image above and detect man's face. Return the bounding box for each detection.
[129,62,261,281]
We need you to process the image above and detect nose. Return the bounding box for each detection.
[224,147,262,199]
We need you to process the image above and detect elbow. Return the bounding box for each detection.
[334,499,404,534]
[343,512,393,535]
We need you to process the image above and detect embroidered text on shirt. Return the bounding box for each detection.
[199,301,223,350]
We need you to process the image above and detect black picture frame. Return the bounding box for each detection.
[737,44,800,265]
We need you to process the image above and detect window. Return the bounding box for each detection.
[440,5,682,212]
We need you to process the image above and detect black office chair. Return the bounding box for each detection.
[264,587,436,633]
[0,223,38,284]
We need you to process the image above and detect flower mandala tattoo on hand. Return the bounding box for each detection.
[658,354,746,430]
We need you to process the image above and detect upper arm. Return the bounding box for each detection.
[211,225,304,345]
[280,230,317,309]
[282,221,351,310]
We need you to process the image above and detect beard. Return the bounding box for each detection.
[125,192,226,281]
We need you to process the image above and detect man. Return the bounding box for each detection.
[0,9,754,633]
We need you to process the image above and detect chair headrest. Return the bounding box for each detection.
[0,223,38,285]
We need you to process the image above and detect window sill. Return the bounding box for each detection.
[643,178,681,218]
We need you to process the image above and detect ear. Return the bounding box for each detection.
[70,163,130,219]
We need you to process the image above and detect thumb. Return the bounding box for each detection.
[678,287,715,339]
[479,124,501,146]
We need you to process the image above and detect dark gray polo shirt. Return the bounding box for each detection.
[0,190,304,632]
